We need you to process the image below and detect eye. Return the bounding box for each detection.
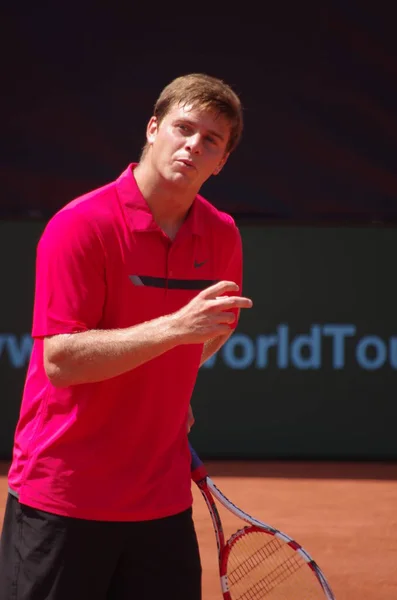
[205,135,217,144]
[176,123,190,133]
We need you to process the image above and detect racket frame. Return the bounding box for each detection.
[194,473,232,598]
[191,446,336,600]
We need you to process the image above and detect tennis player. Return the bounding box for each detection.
[0,73,252,599]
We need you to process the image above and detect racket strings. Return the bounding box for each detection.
[227,534,287,582]
[232,555,304,599]
[226,531,324,599]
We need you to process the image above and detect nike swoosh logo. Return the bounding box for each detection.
[194,260,208,268]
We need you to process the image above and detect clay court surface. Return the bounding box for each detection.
[1,460,396,599]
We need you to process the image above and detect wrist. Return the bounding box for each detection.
[163,312,190,345]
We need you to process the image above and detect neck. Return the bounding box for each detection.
[133,160,197,240]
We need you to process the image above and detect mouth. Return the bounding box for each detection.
[176,158,195,169]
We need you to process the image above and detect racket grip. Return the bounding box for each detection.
[189,443,208,482]
[190,443,203,470]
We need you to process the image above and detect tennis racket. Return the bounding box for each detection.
[190,444,336,599]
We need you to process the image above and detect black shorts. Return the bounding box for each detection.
[0,494,202,600]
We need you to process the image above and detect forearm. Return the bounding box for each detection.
[200,331,232,366]
[45,314,183,387]
[200,309,239,366]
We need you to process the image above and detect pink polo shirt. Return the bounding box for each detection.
[8,164,243,521]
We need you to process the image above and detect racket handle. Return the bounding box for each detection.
[189,443,208,482]
[190,443,203,469]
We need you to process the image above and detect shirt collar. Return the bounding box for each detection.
[116,163,205,236]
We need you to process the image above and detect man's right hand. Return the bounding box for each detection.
[171,280,253,344]
[43,281,252,387]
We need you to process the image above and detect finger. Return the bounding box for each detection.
[213,311,238,324]
[209,324,236,338]
[211,296,253,309]
[200,280,239,299]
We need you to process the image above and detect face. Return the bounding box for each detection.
[146,103,231,190]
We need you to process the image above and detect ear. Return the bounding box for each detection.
[213,152,230,176]
[146,116,159,144]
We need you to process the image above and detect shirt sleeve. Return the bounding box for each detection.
[32,209,106,338]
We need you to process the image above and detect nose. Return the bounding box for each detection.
[185,133,202,154]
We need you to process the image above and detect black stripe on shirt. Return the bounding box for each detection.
[129,275,219,290]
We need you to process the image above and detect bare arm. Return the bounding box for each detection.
[199,305,240,366]
[200,331,232,366]
[44,281,252,388]
[44,315,183,388]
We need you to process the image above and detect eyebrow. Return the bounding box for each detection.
[176,118,226,142]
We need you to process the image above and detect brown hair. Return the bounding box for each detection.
[142,73,243,156]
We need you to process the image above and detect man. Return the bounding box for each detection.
[0,73,252,599]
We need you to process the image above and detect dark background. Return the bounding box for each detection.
[1,222,396,459]
[2,2,397,223]
[1,2,396,459]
